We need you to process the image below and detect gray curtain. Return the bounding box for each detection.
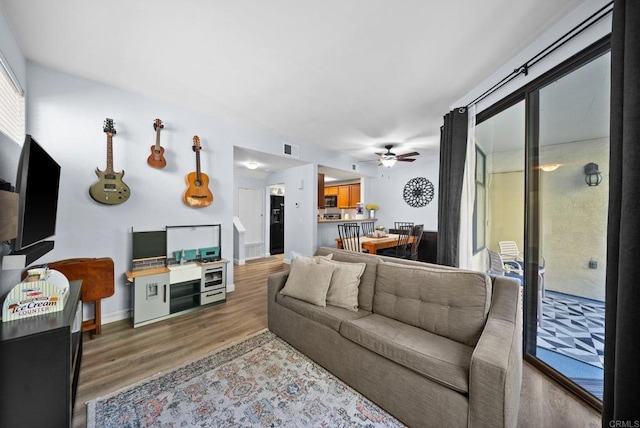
[437,107,468,267]
[603,0,640,424]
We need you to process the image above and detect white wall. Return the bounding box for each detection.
[455,0,612,110]
[363,154,439,232]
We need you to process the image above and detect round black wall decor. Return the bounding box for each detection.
[403,177,434,207]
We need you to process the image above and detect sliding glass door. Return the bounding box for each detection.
[475,38,610,408]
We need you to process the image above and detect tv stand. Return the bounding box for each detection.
[9,240,55,266]
[0,280,83,427]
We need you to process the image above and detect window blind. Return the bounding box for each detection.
[0,59,25,144]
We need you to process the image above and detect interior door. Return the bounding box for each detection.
[238,187,265,256]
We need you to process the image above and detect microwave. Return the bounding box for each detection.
[324,195,337,207]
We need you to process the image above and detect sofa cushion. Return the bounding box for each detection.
[291,252,334,265]
[341,313,474,393]
[374,261,492,345]
[280,262,336,306]
[315,248,379,312]
[318,258,366,311]
[277,292,371,331]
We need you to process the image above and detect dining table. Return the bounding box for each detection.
[336,233,414,254]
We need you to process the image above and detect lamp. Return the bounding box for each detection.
[247,161,259,170]
[584,162,602,186]
[380,157,397,168]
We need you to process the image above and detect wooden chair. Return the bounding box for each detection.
[338,223,361,252]
[360,221,375,236]
[379,224,412,258]
[405,224,424,260]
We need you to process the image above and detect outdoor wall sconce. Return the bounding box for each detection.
[584,162,602,186]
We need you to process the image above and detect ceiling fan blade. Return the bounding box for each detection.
[396,151,420,158]
[374,152,385,156]
[397,158,416,162]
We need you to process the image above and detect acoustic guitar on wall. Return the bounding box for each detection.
[183,135,213,208]
[147,118,166,168]
[89,118,131,205]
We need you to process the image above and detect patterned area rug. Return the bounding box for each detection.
[537,293,605,369]
[87,330,404,427]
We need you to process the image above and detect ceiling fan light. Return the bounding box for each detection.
[380,157,397,167]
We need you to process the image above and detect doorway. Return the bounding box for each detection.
[269,184,285,255]
[238,187,265,259]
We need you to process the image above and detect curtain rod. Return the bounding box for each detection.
[466,1,613,108]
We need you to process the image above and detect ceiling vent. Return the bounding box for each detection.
[282,142,299,158]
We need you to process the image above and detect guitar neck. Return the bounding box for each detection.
[155,126,161,149]
[106,133,114,173]
[196,150,202,182]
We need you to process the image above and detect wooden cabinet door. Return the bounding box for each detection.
[337,185,350,208]
[349,183,361,208]
[318,173,325,208]
[324,186,338,196]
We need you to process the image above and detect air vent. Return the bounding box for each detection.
[282,142,299,158]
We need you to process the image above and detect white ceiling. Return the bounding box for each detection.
[1,0,586,169]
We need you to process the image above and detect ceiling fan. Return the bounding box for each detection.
[375,144,420,167]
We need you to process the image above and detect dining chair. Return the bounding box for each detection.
[405,224,424,260]
[394,221,414,230]
[360,221,375,236]
[379,224,412,258]
[337,223,361,252]
[487,248,544,326]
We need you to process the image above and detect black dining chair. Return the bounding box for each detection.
[360,221,375,236]
[394,221,414,230]
[379,224,412,258]
[405,224,424,260]
[337,223,361,252]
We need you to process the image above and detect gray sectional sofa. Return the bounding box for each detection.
[267,247,522,428]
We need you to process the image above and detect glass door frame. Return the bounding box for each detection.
[475,34,611,411]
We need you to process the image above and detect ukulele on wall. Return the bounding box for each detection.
[147,118,166,168]
[89,118,131,205]
[183,135,213,208]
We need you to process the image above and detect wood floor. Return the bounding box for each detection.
[73,255,601,427]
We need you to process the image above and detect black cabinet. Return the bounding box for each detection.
[0,280,83,427]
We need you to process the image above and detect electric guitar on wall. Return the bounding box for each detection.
[147,118,166,168]
[89,118,131,205]
[183,135,213,208]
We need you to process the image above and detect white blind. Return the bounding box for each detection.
[0,61,25,144]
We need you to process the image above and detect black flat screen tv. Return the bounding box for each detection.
[12,135,61,251]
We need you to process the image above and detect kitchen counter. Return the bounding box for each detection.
[318,217,377,223]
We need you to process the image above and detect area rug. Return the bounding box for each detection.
[537,292,605,369]
[86,330,404,427]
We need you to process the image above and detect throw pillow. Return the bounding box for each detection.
[318,258,366,311]
[291,253,334,266]
[280,262,336,307]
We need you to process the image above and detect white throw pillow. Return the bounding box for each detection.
[318,258,365,311]
[280,262,336,307]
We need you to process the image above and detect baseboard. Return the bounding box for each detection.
[234,257,245,265]
[101,309,131,326]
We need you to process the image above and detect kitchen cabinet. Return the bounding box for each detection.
[335,183,361,208]
[349,183,361,208]
[324,186,338,196]
[318,173,325,208]
[337,185,350,208]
